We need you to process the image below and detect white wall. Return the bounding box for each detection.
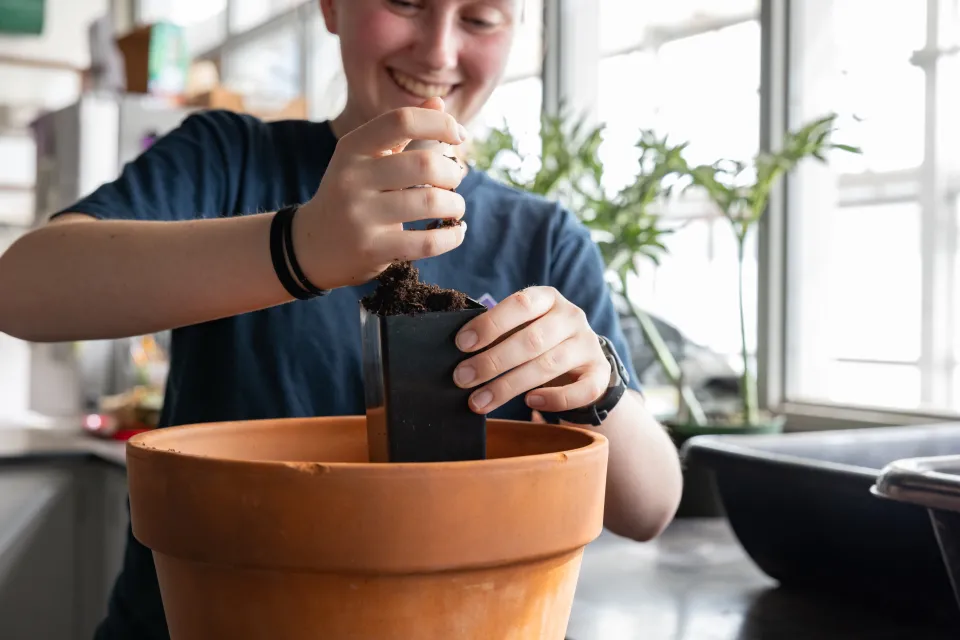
[0,0,109,67]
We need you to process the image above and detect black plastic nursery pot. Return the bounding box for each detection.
[360,299,489,463]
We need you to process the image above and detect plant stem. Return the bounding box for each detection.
[737,233,759,426]
[620,274,707,426]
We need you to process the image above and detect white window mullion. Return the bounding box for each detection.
[919,0,955,408]
[542,0,601,124]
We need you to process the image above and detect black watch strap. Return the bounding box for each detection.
[541,335,630,427]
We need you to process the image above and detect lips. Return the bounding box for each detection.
[387,68,456,99]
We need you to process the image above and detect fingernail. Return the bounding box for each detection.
[457,330,478,350]
[457,124,469,142]
[454,365,476,386]
[472,390,493,410]
[527,395,545,408]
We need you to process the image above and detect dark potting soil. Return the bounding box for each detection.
[426,218,462,230]
[361,260,470,316]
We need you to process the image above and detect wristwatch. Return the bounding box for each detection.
[542,335,630,427]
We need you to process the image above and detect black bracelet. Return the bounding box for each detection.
[281,204,329,297]
[270,205,328,300]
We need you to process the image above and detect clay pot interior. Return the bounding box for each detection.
[135,415,595,464]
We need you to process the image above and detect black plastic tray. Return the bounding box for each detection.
[682,423,960,622]
[874,454,960,618]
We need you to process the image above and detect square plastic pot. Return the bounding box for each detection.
[360,299,488,463]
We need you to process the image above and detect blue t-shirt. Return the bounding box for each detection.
[60,109,640,639]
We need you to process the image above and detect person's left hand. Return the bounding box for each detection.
[453,287,612,415]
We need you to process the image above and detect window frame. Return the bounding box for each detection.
[759,0,960,429]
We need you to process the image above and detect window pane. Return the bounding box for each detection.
[138,0,227,54]
[785,1,943,413]
[505,0,543,79]
[473,76,543,146]
[468,0,544,175]
[943,53,960,177]
[599,0,758,56]
[305,13,347,121]
[0,191,34,227]
[790,0,926,174]
[0,136,35,187]
[626,217,758,361]
[787,199,923,408]
[821,362,922,409]
[597,20,761,192]
[828,203,922,362]
[222,23,301,104]
[230,0,301,33]
[597,16,761,367]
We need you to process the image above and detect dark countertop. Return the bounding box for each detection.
[569,518,956,640]
[0,425,955,638]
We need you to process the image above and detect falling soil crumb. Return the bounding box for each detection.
[427,218,462,230]
[361,260,470,316]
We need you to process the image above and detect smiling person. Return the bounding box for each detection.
[0,0,681,637]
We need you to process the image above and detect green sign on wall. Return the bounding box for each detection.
[0,0,45,35]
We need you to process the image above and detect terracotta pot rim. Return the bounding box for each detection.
[126,415,606,472]
[125,416,610,574]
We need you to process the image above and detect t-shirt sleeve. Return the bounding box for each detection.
[549,207,642,392]
[52,110,240,223]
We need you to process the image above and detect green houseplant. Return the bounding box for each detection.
[471,110,861,516]
[673,113,862,432]
[469,111,708,425]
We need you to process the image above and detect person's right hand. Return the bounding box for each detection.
[292,97,469,291]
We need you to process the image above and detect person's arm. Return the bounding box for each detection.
[0,212,292,342]
[562,390,681,541]
[0,99,470,343]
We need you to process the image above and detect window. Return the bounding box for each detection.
[783,0,960,414]
[470,0,544,169]
[221,21,302,105]
[598,0,758,57]
[305,14,347,122]
[138,0,228,55]
[230,0,302,33]
[596,1,761,364]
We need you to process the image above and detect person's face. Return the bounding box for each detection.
[321,0,518,130]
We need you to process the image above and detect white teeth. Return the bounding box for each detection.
[390,69,453,99]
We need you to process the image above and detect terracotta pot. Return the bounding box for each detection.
[126,415,608,639]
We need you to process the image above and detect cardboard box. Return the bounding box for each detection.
[116,22,189,97]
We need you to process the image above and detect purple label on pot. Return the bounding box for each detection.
[477,293,498,309]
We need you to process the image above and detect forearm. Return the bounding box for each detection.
[571,390,682,541]
[0,213,292,342]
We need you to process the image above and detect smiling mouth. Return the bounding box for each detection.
[387,68,457,100]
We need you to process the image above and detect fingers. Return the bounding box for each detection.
[456,287,559,353]
[453,310,575,389]
[525,364,612,414]
[374,224,467,262]
[366,149,465,191]
[339,103,468,157]
[374,187,466,225]
[460,338,599,415]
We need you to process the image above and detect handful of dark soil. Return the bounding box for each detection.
[361,260,470,316]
